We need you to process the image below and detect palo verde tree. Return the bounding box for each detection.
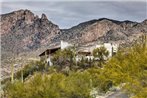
[92,46,109,67]
[51,48,75,70]
[102,34,147,98]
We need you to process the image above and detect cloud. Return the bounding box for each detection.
[1,1,147,28]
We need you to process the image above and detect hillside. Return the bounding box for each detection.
[4,37,147,98]
[1,9,60,78]
[1,9,147,78]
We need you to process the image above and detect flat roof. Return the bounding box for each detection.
[39,45,61,56]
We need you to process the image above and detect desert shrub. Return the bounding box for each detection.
[5,72,93,98]
[15,60,46,80]
[101,36,147,98]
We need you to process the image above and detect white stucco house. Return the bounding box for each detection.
[77,43,119,60]
[39,40,73,66]
[39,41,119,66]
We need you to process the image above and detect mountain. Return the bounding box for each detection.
[1,9,60,51]
[55,18,147,45]
[1,9,147,79]
[1,9,60,78]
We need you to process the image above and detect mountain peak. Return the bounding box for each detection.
[98,18,121,24]
[41,13,48,20]
[3,9,33,16]
[142,19,147,25]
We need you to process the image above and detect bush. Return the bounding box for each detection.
[15,60,46,80]
[101,37,147,97]
[5,71,93,98]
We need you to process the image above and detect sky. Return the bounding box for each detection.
[0,0,147,29]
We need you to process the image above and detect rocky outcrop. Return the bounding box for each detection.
[1,9,60,67]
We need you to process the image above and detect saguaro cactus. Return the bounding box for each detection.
[21,68,23,83]
[140,34,147,51]
[45,50,48,71]
[11,64,14,83]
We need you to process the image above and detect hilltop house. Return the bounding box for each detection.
[39,41,119,66]
[77,43,118,60]
[39,40,73,66]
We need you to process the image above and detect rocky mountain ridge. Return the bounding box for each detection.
[56,18,147,45]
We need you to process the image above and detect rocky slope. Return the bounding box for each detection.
[55,18,147,45]
[1,9,60,51]
[1,9,147,79]
[1,9,60,78]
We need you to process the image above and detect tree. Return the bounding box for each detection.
[92,46,109,67]
[52,48,75,70]
[102,35,147,98]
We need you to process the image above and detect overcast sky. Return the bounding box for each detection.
[0,0,147,29]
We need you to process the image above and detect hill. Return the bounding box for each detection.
[1,9,147,78]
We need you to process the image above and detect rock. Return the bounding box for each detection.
[41,13,48,20]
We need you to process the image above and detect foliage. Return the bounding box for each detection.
[5,72,94,98]
[92,46,109,67]
[15,60,46,80]
[52,48,75,70]
[77,57,91,69]
[101,36,147,98]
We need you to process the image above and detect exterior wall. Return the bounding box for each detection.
[46,41,72,66]
[76,43,118,62]
[61,40,73,49]
[95,43,119,57]
[112,44,118,53]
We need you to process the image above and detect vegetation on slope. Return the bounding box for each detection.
[3,35,147,98]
